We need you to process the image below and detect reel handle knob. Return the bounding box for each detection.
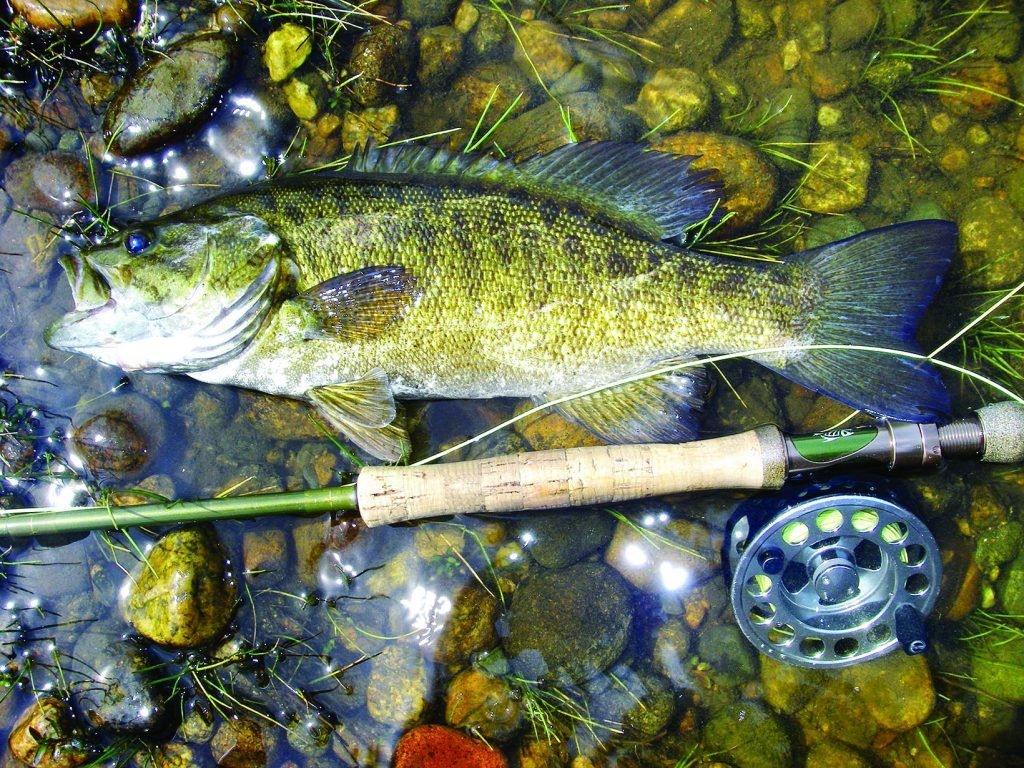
[894,604,929,656]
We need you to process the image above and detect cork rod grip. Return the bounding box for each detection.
[356,425,788,526]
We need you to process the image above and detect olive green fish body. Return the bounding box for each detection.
[48,142,954,461]
[199,179,809,400]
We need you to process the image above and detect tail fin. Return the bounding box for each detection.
[761,220,955,421]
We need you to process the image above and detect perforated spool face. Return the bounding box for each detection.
[729,493,941,668]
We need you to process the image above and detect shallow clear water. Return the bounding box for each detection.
[1,0,1024,765]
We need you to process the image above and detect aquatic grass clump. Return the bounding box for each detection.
[857,0,1024,156]
[957,283,1024,393]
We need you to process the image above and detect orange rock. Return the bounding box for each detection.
[392,724,508,768]
[938,61,1013,120]
[10,0,133,30]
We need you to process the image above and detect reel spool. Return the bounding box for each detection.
[724,479,941,668]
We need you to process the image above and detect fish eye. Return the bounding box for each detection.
[124,230,152,254]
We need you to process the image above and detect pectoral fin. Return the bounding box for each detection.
[310,370,410,462]
[544,365,709,444]
[298,266,417,342]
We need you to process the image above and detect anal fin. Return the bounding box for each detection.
[543,365,709,444]
[310,370,410,462]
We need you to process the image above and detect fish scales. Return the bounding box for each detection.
[209,178,807,398]
[47,142,955,461]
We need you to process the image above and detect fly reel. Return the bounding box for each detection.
[724,479,941,668]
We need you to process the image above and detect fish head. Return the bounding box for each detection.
[47,212,295,373]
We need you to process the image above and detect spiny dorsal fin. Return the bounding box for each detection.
[543,365,709,444]
[297,265,417,342]
[349,141,722,242]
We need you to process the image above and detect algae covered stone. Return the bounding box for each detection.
[633,68,711,133]
[103,34,237,156]
[264,23,313,82]
[366,643,431,725]
[796,141,871,213]
[703,699,792,768]
[123,525,237,648]
[8,697,90,768]
[504,562,633,682]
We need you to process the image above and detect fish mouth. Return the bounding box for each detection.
[60,253,112,312]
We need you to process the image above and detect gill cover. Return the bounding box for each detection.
[46,214,294,373]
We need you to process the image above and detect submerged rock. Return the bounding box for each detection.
[491,91,641,155]
[432,583,501,665]
[504,562,633,682]
[696,623,759,688]
[956,195,1024,289]
[211,717,266,768]
[402,0,459,26]
[418,25,464,89]
[514,509,615,569]
[604,510,718,594]
[653,132,777,232]
[703,699,792,768]
[366,643,431,726]
[938,61,1014,120]
[446,667,523,740]
[645,0,734,68]
[393,724,508,768]
[69,627,169,734]
[11,0,133,30]
[103,34,237,156]
[2,151,94,215]
[348,21,416,107]
[7,697,89,768]
[633,68,712,133]
[122,525,237,648]
[796,140,871,213]
[512,19,576,86]
[588,666,675,741]
[72,409,150,477]
[971,618,1024,703]
[264,23,313,82]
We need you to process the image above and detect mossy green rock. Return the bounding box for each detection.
[976,521,1024,570]
[696,623,759,687]
[401,0,458,26]
[431,583,501,665]
[103,34,236,156]
[366,643,430,725]
[514,509,615,569]
[264,23,313,82]
[491,91,641,155]
[839,652,934,732]
[505,562,633,682]
[646,0,734,67]
[957,196,1024,290]
[971,624,1024,702]
[796,141,871,213]
[828,0,879,51]
[512,19,575,85]
[996,552,1024,616]
[417,25,464,89]
[703,699,792,768]
[633,68,711,133]
[348,22,416,107]
[123,526,236,648]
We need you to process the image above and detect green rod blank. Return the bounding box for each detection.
[0,484,358,538]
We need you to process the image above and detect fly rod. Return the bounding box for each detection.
[3,401,1023,538]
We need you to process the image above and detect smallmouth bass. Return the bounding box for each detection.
[47,142,954,461]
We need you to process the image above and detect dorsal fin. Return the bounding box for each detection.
[348,141,722,241]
